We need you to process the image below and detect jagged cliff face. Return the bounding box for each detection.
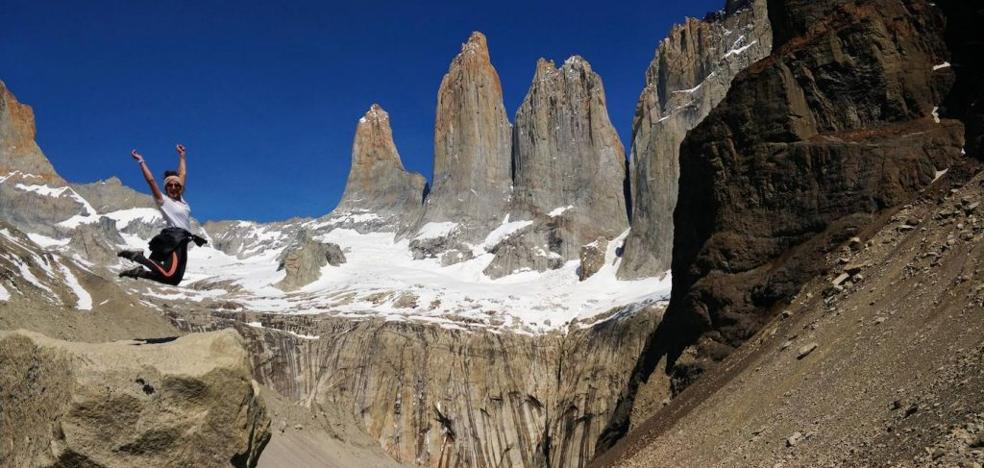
[0,82,101,236]
[417,32,513,242]
[169,305,663,468]
[0,81,61,183]
[331,104,427,231]
[659,0,964,392]
[618,0,772,279]
[485,57,628,279]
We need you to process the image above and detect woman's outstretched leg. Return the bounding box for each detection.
[117,247,187,285]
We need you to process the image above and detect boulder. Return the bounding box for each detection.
[578,238,609,281]
[0,329,271,467]
[276,231,346,291]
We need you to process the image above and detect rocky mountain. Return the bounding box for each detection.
[329,104,427,232]
[485,57,628,279]
[0,82,101,237]
[9,1,980,466]
[618,0,772,279]
[596,0,978,453]
[71,176,156,213]
[412,32,513,250]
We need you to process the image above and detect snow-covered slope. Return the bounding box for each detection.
[0,181,670,333]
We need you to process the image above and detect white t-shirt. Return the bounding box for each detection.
[158,196,192,231]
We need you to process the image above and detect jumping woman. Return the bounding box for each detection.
[117,144,206,285]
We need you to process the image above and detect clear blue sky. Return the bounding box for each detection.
[2,0,724,222]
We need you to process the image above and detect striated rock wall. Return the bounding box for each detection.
[618,0,772,279]
[485,57,628,279]
[330,104,427,231]
[0,329,270,468]
[415,32,513,242]
[171,306,663,468]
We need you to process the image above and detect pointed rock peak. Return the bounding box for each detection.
[453,31,491,63]
[561,55,591,71]
[534,58,558,79]
[0,79,62,183]
[0,80,37,144]
[463,31,488,52]
[359,103,390,125]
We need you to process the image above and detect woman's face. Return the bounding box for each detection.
[165,181,183,200]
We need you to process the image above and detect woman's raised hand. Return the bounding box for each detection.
[176,144,186,157]
[130,149,144,163]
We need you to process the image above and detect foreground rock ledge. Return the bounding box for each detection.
[0,329,271,468]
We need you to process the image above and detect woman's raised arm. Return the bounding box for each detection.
[176,144,187,187]
[131,149,164,203]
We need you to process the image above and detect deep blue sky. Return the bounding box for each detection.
[2,0,723,222]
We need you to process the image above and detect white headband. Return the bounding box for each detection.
[164,175,183,187]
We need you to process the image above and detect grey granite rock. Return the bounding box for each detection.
[323,104,427,232]
[488,56,628,278]
[0,329,270,468]
[618,0,773,279]
[413,32,512,244]
[579,237,609,281]
[276,230,345,291]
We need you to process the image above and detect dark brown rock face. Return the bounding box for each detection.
[618,0,772,279]
[415,32,513,242]
[936,0,984,161]
[484,57,627,278]
[597,0,968,451]
[330,104,427,231]
[666,0,962,382]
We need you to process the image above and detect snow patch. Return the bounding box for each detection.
[415,222,458,240]
[0,283,9,302]
[58,262,92,311]
[933,62,951,71]
[548,205,574,217]
[103,208,162,228]
[26,233,70,248]
[482,216,533,250]
[724,40,758,58]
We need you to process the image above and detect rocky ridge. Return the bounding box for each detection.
[618,0,773,279]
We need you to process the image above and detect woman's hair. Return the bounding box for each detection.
[163,170,179,179]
